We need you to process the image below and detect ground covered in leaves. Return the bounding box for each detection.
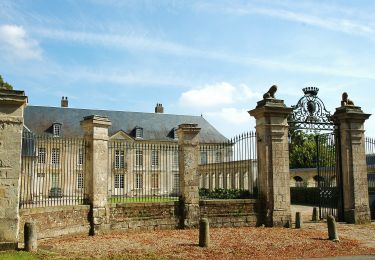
[39,224,375,259]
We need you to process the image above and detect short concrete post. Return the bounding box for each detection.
[81,115,112,235]
[0,88,27,250]
[249,87,293,227]
[295,212,302,229]
[177,124,201,229]
[327,215,339,241]
[199,218,210,247]
[24,222,37,252]
[312,207,318,222]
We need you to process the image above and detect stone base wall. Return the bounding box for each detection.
[18,200,259,240]
[200,199,258,227]
[107,202,180,230]
[19,205,91,241]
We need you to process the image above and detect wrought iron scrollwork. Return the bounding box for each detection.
[289,87,334,130]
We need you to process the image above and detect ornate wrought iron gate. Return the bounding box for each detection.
[316,133,341,219]
[289,87,343,220]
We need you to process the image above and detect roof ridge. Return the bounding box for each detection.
[27,105,202,118]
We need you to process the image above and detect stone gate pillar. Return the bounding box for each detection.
[249,90,293,227]
[0,88,27,250]
[80,115,111,234]
[333,98,371,224]
[177,123,201,228]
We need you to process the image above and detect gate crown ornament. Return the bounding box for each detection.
[289,87,333,130]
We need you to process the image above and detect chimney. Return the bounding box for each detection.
[61,96,68,108]
[155,103,164,113]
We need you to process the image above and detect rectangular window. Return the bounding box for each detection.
[135,150,143,167]
[38,147,46,164]
[53,124,61,137]
[173,171,179,192]
[51,173,59,188]
[172,151,178,169]
[200,151,207,165]
[114,174,124,189]
[151,173,159,189]
[77,173,84,189]
[51,148,60,165]
[215,152,221,163]
[135,128,143,139]
[78,148,84,165]
[115,150,125,169]
[136,173,143,189]
[37,173,45,178]
[151,150,159,167]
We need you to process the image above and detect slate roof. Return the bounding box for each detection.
[24,106,228,143]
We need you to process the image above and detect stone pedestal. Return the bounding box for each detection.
[177,124,201,228]
[0,89,27,250]
[249,99,293,227]
[333,106,371,224]
[81,115,111,234]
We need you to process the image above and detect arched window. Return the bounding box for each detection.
[313,175,325,187]
[293,176,304,187]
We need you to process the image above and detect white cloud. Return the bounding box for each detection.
[0,24,42,60]
[208,108,251,124]
[179,82,260,108]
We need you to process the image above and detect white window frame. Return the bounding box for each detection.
[53,123,61,137]
[114,174,124,189]
[173,127,178,140]
[151,173,159,189]
[200,151,207,165]
[78,148,84,165]
[51,148,60,165]
[38,147,46,164]
[135,150,143,167]
[172,151,178,169]
[77,172,84,189]
[151,150,159,167]
[173,171,179,192]
[115,150,125,169]
[215,151,221,163]
[51,173,59,188]
[136,173,143,189]
[135,127,143,139]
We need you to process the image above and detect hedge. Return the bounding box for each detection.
[199,188,257,199]
[290,187,320,206]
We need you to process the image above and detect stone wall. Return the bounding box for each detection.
[200,199,258,227]
[108,202,180,230]
[19,205,90,241]
[18,200,260,239]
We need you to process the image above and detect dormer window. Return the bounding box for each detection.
[173,127,178,140]
[135,127,143,139]
[53,123,62,137]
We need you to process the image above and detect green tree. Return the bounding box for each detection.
[0,75,13,90]
[289,131,334,169]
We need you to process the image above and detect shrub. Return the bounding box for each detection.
[199,188,256,199]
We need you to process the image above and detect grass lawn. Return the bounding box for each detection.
[108,196,178,203]
[0,250,56,260]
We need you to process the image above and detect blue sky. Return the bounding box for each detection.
[1,0,375,138]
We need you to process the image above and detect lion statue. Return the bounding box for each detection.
[341,92,355,106]
[263,85,278,99]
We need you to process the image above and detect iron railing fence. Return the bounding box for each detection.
[20,132,88,208]
[108,141,180,203]
[198,131,258,199]
[365,137,375,219]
